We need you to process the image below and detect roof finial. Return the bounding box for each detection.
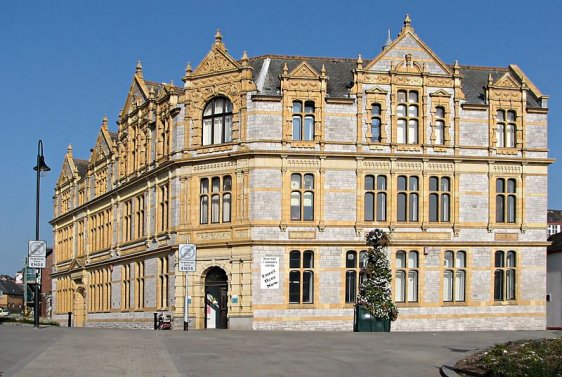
[488,73,493,85]
[136,60,143,78]
[383,29,392,50]
[404,14,412,28]
[215,29,223,45]
[356,54,363,69]
[241,51,249,66]
[149,86,155,99]
[283,62,289,75]
[453,60,460,75]
[102,114,108,129]
[67,144,73,156]
[321,64,326,76]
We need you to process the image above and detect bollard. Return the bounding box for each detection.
[67,311,72,327]
[154,312,158,330]
[184,320,188,331]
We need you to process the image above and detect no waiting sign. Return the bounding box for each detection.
[28,240,47,269]
[178,244,196,272]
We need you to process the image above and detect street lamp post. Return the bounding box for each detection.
[33,139,50,328]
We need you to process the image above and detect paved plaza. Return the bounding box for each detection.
[0,324,560,377]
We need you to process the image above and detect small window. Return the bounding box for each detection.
[289,250,315,304]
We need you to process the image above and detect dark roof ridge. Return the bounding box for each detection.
[456,64,509,71]
[248,54,361,63]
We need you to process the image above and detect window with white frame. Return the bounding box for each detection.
[345,250,367,303]
[292,101,315,141]
[496,110,516,148]
[396,90,419,144]
[434,106,445,145]
[291,173,314,221]
[443,250,466,302]
[202,97,233,146]
[395,250,419,303]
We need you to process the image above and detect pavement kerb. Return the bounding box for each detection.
[440,349,480,377]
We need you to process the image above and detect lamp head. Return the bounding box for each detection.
[33,155,50,172]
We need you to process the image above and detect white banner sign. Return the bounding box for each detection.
[178,243,197,272]
[260,257,279,289]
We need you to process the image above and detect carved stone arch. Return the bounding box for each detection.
[394,58,423,74]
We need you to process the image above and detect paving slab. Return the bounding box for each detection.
[1,325,560,377]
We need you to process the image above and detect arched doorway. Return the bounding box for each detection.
[204,267,228,329]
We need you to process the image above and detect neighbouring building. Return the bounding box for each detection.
[0,276,24,314]
[40,248,54,318]
[547,209,562,237]
[50,16,551,331]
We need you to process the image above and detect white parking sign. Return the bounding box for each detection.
[178,244,196,272]
[28,240,47,269]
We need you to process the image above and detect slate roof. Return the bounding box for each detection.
[249,55,364,98]
[548,209,562,223]
[247,56,542,107]
[75,159,89,178]
[108,131,118,143]
[0,280,23,296]
[459,66,542,108]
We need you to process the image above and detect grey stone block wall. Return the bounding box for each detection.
[250,191,281,221]
[458,174,488,223]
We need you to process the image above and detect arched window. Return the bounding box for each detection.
[202,97,233,146]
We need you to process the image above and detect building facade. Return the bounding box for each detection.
[51,16,551,331]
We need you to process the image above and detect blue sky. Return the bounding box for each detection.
[1,0,560,275]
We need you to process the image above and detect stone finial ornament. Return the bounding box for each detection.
[67,144,73,156]
[102,114,108,129]
[404,14,412,28]
[383,29,392,50]
[215,29,223,46]
[356,54,363,70]
[241,51,249,66]
[136,61,143,78]
[283,62,289,75]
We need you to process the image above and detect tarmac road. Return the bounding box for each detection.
[0,324,559,377]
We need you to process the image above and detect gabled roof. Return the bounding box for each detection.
[0,280,23,296]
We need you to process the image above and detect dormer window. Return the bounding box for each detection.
[496,110,516,148]
[202,97,233,146]
[292,101,315,141]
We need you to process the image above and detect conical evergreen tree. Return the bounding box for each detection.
[356,229,398,321]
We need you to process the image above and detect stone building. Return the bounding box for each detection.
[51,16,551,331]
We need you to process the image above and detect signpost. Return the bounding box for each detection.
[178,244,196,331]
[28,240,47,269]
